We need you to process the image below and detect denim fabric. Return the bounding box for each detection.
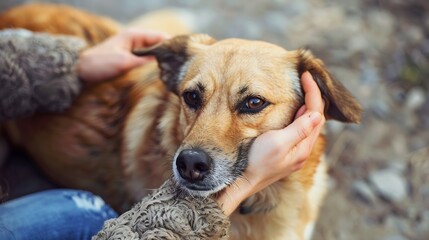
[0,189,117,240]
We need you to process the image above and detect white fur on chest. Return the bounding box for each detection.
[304,155,328,240]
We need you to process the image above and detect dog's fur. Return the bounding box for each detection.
[0,4,361,239]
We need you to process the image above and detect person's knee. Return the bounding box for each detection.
[60,190,118,238]
[0,189,118,240]
[56,189,118,220]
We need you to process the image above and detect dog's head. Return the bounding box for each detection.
[134,34,361,196]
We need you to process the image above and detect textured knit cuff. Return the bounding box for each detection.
[0,29,86,121]
[93,178,231,240]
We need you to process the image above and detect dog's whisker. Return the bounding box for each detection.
[141,188,159,191]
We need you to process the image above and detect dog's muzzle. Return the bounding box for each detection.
[176,149,213,185]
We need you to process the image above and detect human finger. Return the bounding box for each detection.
[120,28,170,49]
[270,111,322,151]
[301,71,324,113]
[292,115,325,163]
[290,111,322,144]
[126,55,156,69]
[294,105,307,120]
[247,111,323,186]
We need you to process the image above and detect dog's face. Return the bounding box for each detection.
[134,34,361,196]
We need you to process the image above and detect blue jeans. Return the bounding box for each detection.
[0,189,118,240]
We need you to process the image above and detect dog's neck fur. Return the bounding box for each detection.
[121,67,184,201]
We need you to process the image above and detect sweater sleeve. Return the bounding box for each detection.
[0,29,87,121]
[92,179,230,240]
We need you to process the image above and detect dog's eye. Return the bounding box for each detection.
[183,91,201,110]
[247,98,264,109]
[239,97,269,114]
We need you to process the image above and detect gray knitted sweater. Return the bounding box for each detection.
[0,29,85,121]
[0,29,230,239]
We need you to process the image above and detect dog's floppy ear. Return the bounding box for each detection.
[133,34,216,94]
[296,49,362,123]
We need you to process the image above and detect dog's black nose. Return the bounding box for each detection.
[176,149,212,182]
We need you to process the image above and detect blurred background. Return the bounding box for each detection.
[0,0,428,239]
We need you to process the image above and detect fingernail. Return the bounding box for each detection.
[309,112,321,124]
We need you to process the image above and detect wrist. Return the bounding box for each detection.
[76,49,90,81]
[215,176,256,216]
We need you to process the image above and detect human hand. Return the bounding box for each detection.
[77,28,170,82]
[217,71,325,215]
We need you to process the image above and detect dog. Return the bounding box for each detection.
[0,3,361,239]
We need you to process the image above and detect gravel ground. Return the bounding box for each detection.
[1,0,428,239]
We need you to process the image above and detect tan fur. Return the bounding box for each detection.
[1,4,361,239]
[0,3,120,46]
[128,9,194,36]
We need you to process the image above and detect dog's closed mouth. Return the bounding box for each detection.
[178,178,219,192]
[184,183,213,191]
[176,178,228,196]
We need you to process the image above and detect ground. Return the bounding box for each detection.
[0,0,428,239]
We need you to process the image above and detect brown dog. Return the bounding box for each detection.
[1,4,361,239]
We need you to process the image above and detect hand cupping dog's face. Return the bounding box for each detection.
[134,34,361,196]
